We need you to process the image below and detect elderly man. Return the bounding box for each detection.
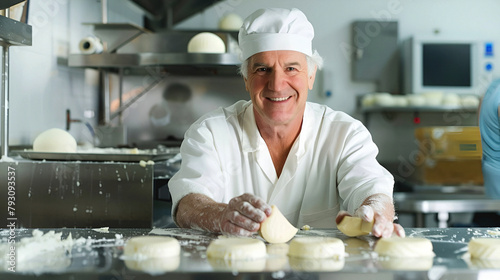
[169,8,404,238]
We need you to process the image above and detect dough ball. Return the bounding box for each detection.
[374,237,434,258]
[422,91,444,106]
[123,236,180,259]
[374,93,396,107]
[442,93,461,106]
[218,13,243,31]
[393,96,409,107]
[337,216,373,237]
[361,94,375,107]
[259,205,298,243]
[33,128,77,153]
[187,32,226,54]
[288,237,345,259]
[461,95,480,107]
[468,238,500,260]
[206,237,266,260]
[407,94,426,107]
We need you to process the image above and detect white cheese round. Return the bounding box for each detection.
[374,237,434,258]
[206,237,266,260]
[218,13,243,31]
[469,238,500,260]
[33,128,77,153]
[123,236,180,259]
[187,32,226,54]
[288,237,344,259]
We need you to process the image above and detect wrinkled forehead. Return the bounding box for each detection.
[248,50,308,67]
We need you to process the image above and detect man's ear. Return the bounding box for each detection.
[308,66,317,90]
[244,77,249,92]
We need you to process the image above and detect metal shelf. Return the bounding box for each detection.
[361,105,478,114]
[68,52,241,75]
[0,14,32,46]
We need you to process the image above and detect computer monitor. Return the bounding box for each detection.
[403,37,495,95]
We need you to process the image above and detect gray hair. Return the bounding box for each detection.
[238,50,324,79]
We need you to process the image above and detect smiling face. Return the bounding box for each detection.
[244,50,316,129]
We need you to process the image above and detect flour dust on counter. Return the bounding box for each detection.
[0,228,126,274]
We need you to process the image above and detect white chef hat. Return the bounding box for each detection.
[238,8,314,61]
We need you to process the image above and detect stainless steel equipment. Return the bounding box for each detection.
[1,227,499,279]
[395,192,500,228]
[0,159,154,228]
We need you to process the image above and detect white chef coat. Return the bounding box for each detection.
[168,100,394,228]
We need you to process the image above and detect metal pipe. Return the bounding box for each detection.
[101,0,108,24]
[1,8,10,158]
[118,68,123,124]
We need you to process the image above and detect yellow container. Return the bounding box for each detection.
[414,126,483,185]
[415,126,482,159]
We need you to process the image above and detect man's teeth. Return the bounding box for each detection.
[269,97,290,101]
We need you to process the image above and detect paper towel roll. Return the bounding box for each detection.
[79,37,104,54]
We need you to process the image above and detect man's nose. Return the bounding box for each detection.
[267,69,286,92]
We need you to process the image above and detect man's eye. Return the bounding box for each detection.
[286,67,297,71]
[256,67,268,72]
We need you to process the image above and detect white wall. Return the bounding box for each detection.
[175,0,500,114]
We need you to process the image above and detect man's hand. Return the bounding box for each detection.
[218,193,272,236]
[175,193,271,236]
[335,194,405,238]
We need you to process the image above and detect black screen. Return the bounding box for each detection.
[422,44,471,87]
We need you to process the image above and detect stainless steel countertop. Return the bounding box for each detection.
[1,227,500,279]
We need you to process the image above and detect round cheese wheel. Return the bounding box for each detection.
[361,94,375,107]
[442,93,461,106]
[469,238,500,260]
[374,237,434,258]
[218,13,243,31]
[206,237,266,260]
[393,96,409,107]
[33,128,77,153]
[461,95,480,107]
[374,93,396,107]
[123,236,180,259]
[187,32,226,54]
[422,91,444,106]
[288,237,344,259]
[407,94,426,106]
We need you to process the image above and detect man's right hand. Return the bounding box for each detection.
[218,193,272,236]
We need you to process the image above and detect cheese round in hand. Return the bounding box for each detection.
[259,205,298,243]
[206,237,266,260]
[33,128,77,153]
[374,237,434,258]
[469,238,500,260]
[337,216,373,237]
[288,237,344,259]
[123,236,180,259]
